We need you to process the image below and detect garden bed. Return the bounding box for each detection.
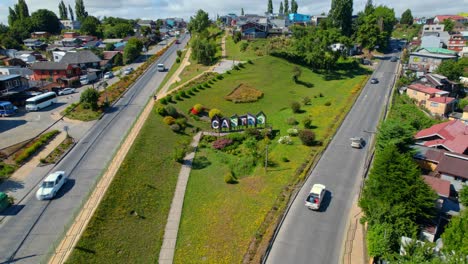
[40,136,75,165]
[13,130,60,165]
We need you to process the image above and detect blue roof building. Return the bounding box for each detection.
[288,13,311,24]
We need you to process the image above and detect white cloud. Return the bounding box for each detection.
[0,0,466,25]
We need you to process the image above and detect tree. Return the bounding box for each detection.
[441,210,468,256]
[366,222,394,258]
[364,0,374,15]
[80,88,100,110]
[290,101,301,113]
[291,0,298,13]
[59,0,68,20]
[284,0,289,15]
[241,8,244,16]
[376,119,415,153]
[113,52,123,66]
[443,18,455,32]
[329,0,353,36]
[68,5,75,21]
[400,9,413,25]
[356,13,381,52]
[0,34,21,50]
[191,35,217,65]
[105,43,115,51]
[187,9,210,34]
[80,16,102,37]
[123,37,143,64]
[279,2,284,15]
[292,66,302,82]
[30,9,61,34]
[104,23,134,38]
[75,0,88,22]
[15,0,29,21]
[8,7,17,27]
[267,0,273,14]
[374,6,397,50]
[460,185,468,207]
[435,60,463,81]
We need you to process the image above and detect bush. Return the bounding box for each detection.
[173,147,186,163]
[224,171,238,184]
[226,133,246,143]
[212,138,233,150]
[302,116,313,129]
[160,97,168,105]
[302,96,311,105]
[176,57,181,63]
[291,101,301,113]
[287,128,299,136]
[298,129,316,146]
[163,116,176,125]
[209,108,222,118]
[226,70,231,74]
[165,105,178,118]
[170,123,181,132]
[166,95,173,102]
[203,83,210,88]
[278,136,293,145]
[176,50,182,57]
[216,75,223,80]
[193,104,204,112]
[324,101,332,106]
[175,118,187,129]
[233,65,240,70]
[175,94,182,101]
[319,93,324,97]
[156,106,167,116]
[247,59,253,64]
[286,117,298,125]
[80,88,100,110]
[240,42,248,52]
[14,130,60,164]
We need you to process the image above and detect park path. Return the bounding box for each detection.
[158,48,192,97]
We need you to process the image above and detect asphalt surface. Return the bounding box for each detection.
[0,34,189,264]
[265,51,400,264]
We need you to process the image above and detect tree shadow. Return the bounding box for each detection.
[74,246,96,254]
[296,80,314,88]
[0,179,25,193]
[0,204,25,216]
[191,156,212,170]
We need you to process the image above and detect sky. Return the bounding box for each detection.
[0,0,466,25]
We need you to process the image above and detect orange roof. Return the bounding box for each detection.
[436,15,466,21]
[408,84,444,95]
[427,96,455,104]
[422,175,450,198]
[415,120,468,154]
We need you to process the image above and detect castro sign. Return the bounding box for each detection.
[211,111,267,131]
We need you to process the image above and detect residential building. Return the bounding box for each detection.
[23,38,45,49]
[59,19,81,30]
[422,24,445,35]
[31,31,50,39]
[434,15,468,24]
[417,73,459,96]
[447,34,466,53]
[137,19,156,30]
[449,105,468,124]
[436,152,468,191]
[240,22,269,39]
[0,74,29,94]
[414,17,429,25]
[453,21,467,32]
[101,51,122,69]
[406,83,456,116]
[421,33,443,49]
[60,38,82,47]
[102,39,124,44]
[0,58,26,67]
[408,48,458,73]
[311,15,327,26]
[30,61,81,86]
[52,51,67,62]
[415,120,468,155]
[0,66,33,79]
[426,96,456,116]
[59,50,101,69]
[77,35,96,45]
[288,13,311,24]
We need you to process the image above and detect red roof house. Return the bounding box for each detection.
[434,15,468,24]
[415,120,468,154]
[422,175,451,198]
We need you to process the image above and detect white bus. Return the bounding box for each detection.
[25,92,57,111]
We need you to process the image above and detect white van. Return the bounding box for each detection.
[157,64,166,72]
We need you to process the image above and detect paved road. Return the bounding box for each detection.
[265,50,400,264]
[0,34,189,264]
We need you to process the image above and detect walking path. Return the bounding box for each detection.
[342,197,368,264]
[158,48,192,96]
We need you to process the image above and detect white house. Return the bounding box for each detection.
[59,20,81,30]
[52,51,67,62]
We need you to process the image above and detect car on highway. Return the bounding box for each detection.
[104,71,114,79]
[36,171,68,200]
[305,184,326,211]
[123,67,134,75]
[390,56,398,62]
[370,78,379,84]
[58,88,76,95]
[175,39,181,44]
[350,137,365,149]
[157,63,166,72]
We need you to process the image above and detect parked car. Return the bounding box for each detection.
[104,71,114,79]
[36,171,68,200]
[58,88,76,95]
[370,78,379,84]
[305,184,326,211]
[390,56,398,62]
[123,67,134,75]
[350,137,365,149]
[175,39,181,44]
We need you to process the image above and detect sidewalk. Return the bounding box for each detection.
[157,48,192,96]
[342,197,368,264]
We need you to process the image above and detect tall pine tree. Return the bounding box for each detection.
[75,0,88,22]
[267,0,273,14]
[329,0,353,36]
[279,2,284,15]
[241,8,244,16]
[8,7,17,26]
[284,0,289,15]
[291,0,298,13]
[16,0,29,20]
[59,0,68,20]
[400,9,413,25]
[69,5,75,21]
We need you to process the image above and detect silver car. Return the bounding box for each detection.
[36,171,68,200]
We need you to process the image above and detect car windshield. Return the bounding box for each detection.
[42,181,54,188]
[307,194,319,203]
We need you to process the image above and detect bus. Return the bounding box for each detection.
[0,101,18,117]
[25,92,57,111]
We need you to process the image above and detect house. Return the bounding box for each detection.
[447,34,466,53]
[434,15,468,24]
[31,31,50,39]
[422,24,445,35]
[453,21,467,32]
[1,57,27,67]
[408,48,458,73]
[220,14,238,27]
[311,15,327,26]
[137,19,156,30]
[59,50,101,69]
[83,40,103,49]
[406,83,456,116]
[0,74,29,94]
[0,66,33,79]
[63,31,79,39]
[240,22,269,39]
[436,152,468,191]
[288,13,311,24]
[415,73,459,96]
[77,35,96,45]
[23,38,45,49]
[102,39,124,44]
[59,38,82,47]
[421,33,443,49]
[59,19,81,30]
[30,61,81,86]
[413,17,429,25]
[52,51,67,62]
[415,120,468,155]
[101,51,122,69]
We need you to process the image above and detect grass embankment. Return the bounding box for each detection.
[167,57,211,91]
[170,56,370,262]
[225,37,268,61]
[158,48,189,90]
[392,24,422,41]
[67,113,190,263]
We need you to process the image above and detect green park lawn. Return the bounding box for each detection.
[170,56,370,262]
[225,36,268,61]
[67,113,190,263]
[167,56,211,91]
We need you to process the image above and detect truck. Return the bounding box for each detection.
[80,72,98,85]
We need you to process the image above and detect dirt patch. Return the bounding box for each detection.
[225,84,264,103]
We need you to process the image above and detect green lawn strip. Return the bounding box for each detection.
[158,48,189,91]
[62,103,102,122]
[225,37,267,61]
[67,113,189,264]
[0,162,16,182]
[167,57,211,91]
[171,56,368,262]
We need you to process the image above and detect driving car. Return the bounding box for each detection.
[305,184,326,211]
[350,137,365,149]
[390,56,398,62]
[370,78,379,84]
[36,171,68,200]
[123,67,134,75]
[58,88,76,95]
[104,71,114,79]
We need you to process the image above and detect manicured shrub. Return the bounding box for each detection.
[281,157,290,162]
[247,59,253,64]
[203,83,210,88]
[302,116,313,129]
[166,95,173,102]
[188,90,195,96]
[240,42,248,52]
[180,90,189,98]
[163,116,176,125]
[155,106,167,116]
[191,87,198,93]
[291,101,301,113]
[173,147,186,163]
[278,136,293,145]
[160,97,168,105]
[14,130,60,164]
[209,108,222,118]
[216,75,223,80]
[298,129,316,146]
[224,171,238,184]
[226,70,231,74]
[170,123,181,132]
[165,105,178,117]
[302,96,311,105]
[176,50,182,57]
[176,57,181,63]
[175,118,187,129]
[287,128,299,136]
[286,117,299,125]
[175,94,182,101]
[319,93,324,97]
[212,138,233,150]
[193,104,204,112]
[324,101,332,106]
[233,65,240,70]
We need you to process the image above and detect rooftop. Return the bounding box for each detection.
[408,83,444,95]
[422,175,450,198]
[60,50,101,65]
[437,153,468,180]
[30,61,70,70]
[415,120,468,154]
[427,96,455,104]
[0,74,21,81]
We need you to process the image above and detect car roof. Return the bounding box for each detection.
[44,171,65,181]
[310,184,326,195]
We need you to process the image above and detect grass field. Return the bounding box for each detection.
[67,113,190,263]
[392,24,421,41]
[225,36,268,61]
[167,56,211,91]
[171,56,370,262]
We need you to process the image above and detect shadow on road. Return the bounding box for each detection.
[319,190,333,212]
[54,179,75,199]
[0,204,25,216]
[0,120,27,133]
[0,179,25,194]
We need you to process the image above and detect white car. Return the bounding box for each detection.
[104,72,114,79]
[305,184,326,211]
[36,171,68,200]
[123,67,134,75]
[58,88,76,95]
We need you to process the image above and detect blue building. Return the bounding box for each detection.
[288,13,311,24]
